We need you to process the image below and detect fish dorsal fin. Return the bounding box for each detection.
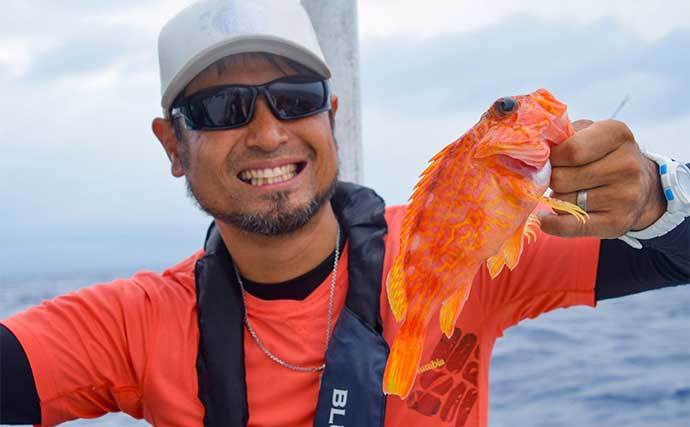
[399,138,468,258]
[386,266,408,321]
[401,141,457,242]
[388,141,461,321]
[486,213,541,279]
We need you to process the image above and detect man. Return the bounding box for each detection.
[1,1,688,426]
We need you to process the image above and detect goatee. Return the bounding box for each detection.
[186,178,337,236]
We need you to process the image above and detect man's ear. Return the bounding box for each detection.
[152,118,185,177]
[328,95,339,131]
[330,95,339,115]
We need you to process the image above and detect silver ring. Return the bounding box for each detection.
[576,190,588,212]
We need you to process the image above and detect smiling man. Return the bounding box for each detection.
[155,52,343,286]
[1,1,689,426]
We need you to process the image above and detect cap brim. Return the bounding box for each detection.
[161,35,331,112]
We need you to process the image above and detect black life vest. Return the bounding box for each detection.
[194,181,390,427]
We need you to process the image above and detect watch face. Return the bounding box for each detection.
[676,165,690,204]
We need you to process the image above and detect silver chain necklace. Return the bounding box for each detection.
[234,228,340,373]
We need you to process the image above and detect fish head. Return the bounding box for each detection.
[473,89,574,190]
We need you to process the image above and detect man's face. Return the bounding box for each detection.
[173,54,339,235]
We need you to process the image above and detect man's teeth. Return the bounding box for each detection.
[240,164,298,186]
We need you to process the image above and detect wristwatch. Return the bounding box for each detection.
[618,150,690,249]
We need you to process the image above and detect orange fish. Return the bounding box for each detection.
[383,89,588,398]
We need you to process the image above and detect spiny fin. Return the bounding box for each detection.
[439,284,471,338]
[486,214,541,279]
[486,225,523,279]
[539,196,589,223]
[383,317,426,399]
[389,142,464,322]
[524,213,541,243]
[504,225,525,270]
[486,252,506,279]
[389,143,458,322]
[386,259,408,322]
[400,142,456,244]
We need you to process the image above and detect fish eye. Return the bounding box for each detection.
[495,97,517,114]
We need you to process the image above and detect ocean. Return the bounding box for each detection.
[1,273,688,427]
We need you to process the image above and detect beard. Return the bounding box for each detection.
[185,175,338,236]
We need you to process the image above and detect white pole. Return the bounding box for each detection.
[301,0,363,184]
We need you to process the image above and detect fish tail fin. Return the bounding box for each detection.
[386,259,408,322]
[383,317,425,399]
[439,283,471,338]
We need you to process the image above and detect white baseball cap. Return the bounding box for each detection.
[157,0,332,114]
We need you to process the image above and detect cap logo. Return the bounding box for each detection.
[199,3,268,36]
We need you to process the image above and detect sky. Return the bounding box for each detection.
[1,0,689,279]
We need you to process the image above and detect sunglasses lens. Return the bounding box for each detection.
[267,80,327,119]
[178,79,329,130]
[188,87,254,128]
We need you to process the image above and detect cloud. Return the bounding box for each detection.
[0,0,187,82]
[360,15,690,124]
[23,37,145,82]
[359,0,690,42]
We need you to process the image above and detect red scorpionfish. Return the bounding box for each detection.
[383,89,588,398]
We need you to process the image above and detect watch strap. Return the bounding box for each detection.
[617,150,690,248]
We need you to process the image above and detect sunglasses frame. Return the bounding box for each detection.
[170,76,331,131]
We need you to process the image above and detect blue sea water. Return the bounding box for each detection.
[1,273,688,427]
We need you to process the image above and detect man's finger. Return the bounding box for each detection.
[549,149,629,194]
[540,212,620,239]
[550,120,633,167]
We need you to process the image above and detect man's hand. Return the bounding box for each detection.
[540,119,667,238]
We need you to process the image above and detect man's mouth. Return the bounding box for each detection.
[238,162,306,186]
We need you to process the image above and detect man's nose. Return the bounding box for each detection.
[244,96,289,151]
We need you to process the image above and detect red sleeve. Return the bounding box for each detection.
[0,274,161,426]
[476,230,601,335]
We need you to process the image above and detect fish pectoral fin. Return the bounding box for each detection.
[439,284,471,338]
[386,262,408,322]
[539,196,589,223]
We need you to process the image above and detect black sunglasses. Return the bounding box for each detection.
[170,76,331,131]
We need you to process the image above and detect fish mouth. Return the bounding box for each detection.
[496,155,539,177]
[475,140,550,169]
[497,154,552,187]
